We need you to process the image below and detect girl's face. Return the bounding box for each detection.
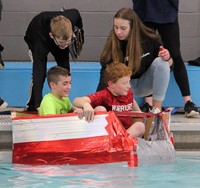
[113,18,130,40]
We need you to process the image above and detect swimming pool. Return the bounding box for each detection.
[0,152,199,188]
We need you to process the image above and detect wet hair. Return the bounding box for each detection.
[47,66,71,87]
[100,7,160,74]
[50,15,72,40]
[104,62,132,84]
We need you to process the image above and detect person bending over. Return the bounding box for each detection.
[24,9,84,111]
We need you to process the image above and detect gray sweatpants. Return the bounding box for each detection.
[130,57,170,101]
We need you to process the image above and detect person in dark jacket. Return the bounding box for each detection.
[0,0,4,69]
[0,0,2,20]
[97,8,171,112]
[0,0,8,109]
[24,9,84,111]
[133,0,199,117]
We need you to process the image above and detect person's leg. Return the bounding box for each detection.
[127,121,145,138]
[139,95,153,112]
[156,19,199,116]
[0,43,3,51]
[152,58,170,110]
[96,66,107,91]
[0,43,4,69]
[156,19,190,97]
[94,106,107,111]
[138,22,156,111]
[26,42,48,111]
[145,96,152,106]
[130,57,170,110]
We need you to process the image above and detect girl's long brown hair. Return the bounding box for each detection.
[100,8,160,74]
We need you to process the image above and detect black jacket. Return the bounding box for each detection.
[97,38,161,91]
[0,0,2,20]
[24,9,83,52]
[133,0,179,24]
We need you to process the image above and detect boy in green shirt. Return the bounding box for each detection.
[39,66,83,118]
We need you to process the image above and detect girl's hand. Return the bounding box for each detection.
[158,46,171,61]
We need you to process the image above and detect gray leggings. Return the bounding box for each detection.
[130,57,170,101]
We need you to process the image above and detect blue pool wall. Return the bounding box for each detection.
[0,62,200,108]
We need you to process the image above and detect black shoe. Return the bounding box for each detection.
[188,57,200,66]
[184,101,199,117]
[25,105,38,112]
[0,98,8,110]
[0,58,4,69]
[140,103,152,112]
[0,44,4,51]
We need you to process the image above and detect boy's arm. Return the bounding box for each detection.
[132,99,141,112]
[73,96,91,107]
[73,96,95,122]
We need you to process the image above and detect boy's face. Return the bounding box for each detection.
[51,75,71,99]
[49,33,73,49]
[108,76,131,96]
[53,37,73,49]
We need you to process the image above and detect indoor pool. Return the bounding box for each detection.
[0,152,199,188]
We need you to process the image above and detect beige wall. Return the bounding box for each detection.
[0,0,199,62]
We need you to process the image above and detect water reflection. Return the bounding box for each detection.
[0,154,200,188]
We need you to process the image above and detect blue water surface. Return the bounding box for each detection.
[0,152,199,188]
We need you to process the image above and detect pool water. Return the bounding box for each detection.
[0,152,199,188]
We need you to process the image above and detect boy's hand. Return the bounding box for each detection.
[83,103,95,122]
[74,107,84,119]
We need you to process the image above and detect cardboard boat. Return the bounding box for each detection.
[11,111,176,166]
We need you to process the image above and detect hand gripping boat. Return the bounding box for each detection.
[11,111,175,166]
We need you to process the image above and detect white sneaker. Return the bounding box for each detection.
[0,98,8,110]
[150,107,161,114]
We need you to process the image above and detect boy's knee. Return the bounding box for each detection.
[154,57,170,71]
[137,122,145,135]
[94,106,107,111]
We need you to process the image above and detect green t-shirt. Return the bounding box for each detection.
[39,93,73,115]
